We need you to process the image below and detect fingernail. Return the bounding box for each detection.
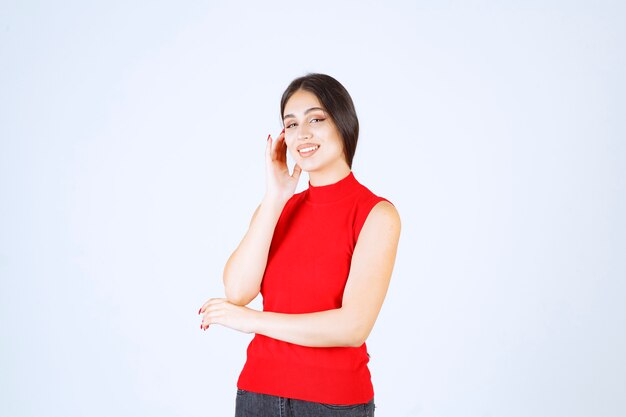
[200,324,202,329]
[198,308,201,314]
[267,134,271,140]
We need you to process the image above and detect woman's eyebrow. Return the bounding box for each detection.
[283,107,325,121]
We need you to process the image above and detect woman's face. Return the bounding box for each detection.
[282,89,347,173]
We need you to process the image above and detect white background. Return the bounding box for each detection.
[1,1,625,416]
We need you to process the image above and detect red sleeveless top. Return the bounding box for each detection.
[236,170,392,404]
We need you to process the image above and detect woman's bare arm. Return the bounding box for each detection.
[202,201,401,347]
[221,129,301,306]
[222,197,286,306]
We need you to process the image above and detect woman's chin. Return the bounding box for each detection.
[296,161,320,173]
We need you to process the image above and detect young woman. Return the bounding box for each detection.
[198,73,401,417]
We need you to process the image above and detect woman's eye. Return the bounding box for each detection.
[286,118,324,129]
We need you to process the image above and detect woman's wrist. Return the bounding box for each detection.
[247,308,263,335]
[261,194,289,211]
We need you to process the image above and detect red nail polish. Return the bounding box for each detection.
[198,308,201,314]
[267,134,271,140]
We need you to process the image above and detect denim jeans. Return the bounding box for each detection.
[234,389,375,417]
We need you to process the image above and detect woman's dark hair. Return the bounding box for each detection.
[280,73,359,168]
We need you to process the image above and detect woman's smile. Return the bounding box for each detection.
[297,143,320,157]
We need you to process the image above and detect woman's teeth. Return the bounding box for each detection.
[299,145,319,153]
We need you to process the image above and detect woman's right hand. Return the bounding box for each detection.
[264,128,302,205]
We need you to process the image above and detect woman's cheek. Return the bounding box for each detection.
[313,123,330,135]
[287,146,299,160]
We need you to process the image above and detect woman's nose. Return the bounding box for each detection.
[297,124,311,141]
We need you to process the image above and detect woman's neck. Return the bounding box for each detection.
[308,164,351,187]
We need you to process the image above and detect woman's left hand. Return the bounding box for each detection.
[198,298,257,333]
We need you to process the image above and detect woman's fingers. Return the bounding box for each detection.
[270,130,287,163]
[199,299,230,330]
[265,133,274,163]
[292,163,302,179]
[278,132,288,163]
[263,128,299,203]
[199,299,220,330]
[198,297,226,315]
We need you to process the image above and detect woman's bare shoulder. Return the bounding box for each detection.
[368,200,401,229]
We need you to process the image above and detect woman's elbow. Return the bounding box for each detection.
[347,330,369,347]
[222,264,261,305]
[344,318,371,347]
[224,285,259,306]
[346,338,366,348]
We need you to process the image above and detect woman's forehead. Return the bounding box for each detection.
[284,90,325,116]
